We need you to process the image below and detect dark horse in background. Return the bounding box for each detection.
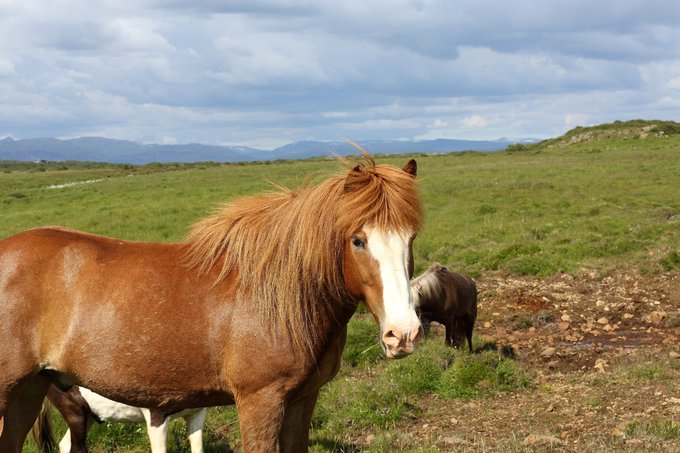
[411,263,478,352]
[0,153,423,452]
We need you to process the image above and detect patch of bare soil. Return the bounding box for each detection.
[363,269,680,452]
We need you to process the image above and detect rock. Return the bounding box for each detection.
[483,321,492,328]
[602,324,614,332]
[594,358,608,373]
[670,351,680,359]
[649,311,667,325]
[558,322,570,331]
[541,347,557,358]
[623,313,634,319]
[561,314,571,322]
[523,434,564,446]
[597,317,609,325]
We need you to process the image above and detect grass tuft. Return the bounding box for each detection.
[436,351,532,399]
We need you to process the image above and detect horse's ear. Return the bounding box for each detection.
[403,159,417,177]
[344,164,366,192]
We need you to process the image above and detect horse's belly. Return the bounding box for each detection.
[79,387,146,423]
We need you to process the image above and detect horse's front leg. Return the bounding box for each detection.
[278,390,320,453]
[236,387,286,452]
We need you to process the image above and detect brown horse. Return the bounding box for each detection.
[0,154,423,452]
[411,263,478,351]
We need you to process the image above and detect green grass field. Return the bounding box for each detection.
[4,120,680,451]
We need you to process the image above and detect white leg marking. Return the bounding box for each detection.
[143,408,169,453]
[58,428,71,453]
[185,408,207,453]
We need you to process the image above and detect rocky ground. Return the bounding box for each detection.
[376,269,680,452]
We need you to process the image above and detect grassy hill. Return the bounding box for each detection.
[4,121,678,277]
[3,120,680,451]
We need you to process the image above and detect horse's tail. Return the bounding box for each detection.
[31,401,58,453]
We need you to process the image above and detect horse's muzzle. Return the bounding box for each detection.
[380,324,423,359]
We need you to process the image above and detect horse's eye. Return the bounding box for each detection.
[352,236,365,249]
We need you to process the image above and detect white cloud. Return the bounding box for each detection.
[461,115,487,129]
[0,0,680,147]
[430,119,448,128]
[564,113,589,128]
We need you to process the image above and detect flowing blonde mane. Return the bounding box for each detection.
[185,155,422,355]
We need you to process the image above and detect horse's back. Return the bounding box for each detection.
[442,270,477,315]
[0,227,231,405]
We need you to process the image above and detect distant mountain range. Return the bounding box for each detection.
[0,136,531,164]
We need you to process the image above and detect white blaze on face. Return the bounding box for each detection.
[364,226,419,334]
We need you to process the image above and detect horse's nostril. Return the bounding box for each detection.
[382,329,400,348]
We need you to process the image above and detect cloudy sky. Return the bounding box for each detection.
[1,0,679,149]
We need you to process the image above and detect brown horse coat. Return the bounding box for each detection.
[412,263,478,351]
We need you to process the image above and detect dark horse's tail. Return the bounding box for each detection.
[31,401,58,453]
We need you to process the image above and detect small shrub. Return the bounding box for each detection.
[436,351,531,399]
[316,379,413,431]
[663,312,680,328]
[477,204,497,215]
[625,418,680,440]
[506,255,560,276]
[485,244,541,270]
[647,419,680,440]
[660,250,680,271]
[513,315,534,330]
[627,365,668,381]
[382,340,455,395]
[506,143,530,152]
[534,310,555,326]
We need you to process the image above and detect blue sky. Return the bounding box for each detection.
[1,0,679,149]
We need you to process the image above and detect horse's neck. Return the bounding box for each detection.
[312,297,357,351]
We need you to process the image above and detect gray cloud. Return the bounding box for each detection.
[1,0,679,148]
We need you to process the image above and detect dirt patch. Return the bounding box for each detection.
[359,269,680,451]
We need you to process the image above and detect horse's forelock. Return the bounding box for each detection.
[338,163,422,236]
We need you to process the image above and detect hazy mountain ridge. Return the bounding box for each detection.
[0,136,518,164]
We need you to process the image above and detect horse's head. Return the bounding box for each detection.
[341,159,423,359]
